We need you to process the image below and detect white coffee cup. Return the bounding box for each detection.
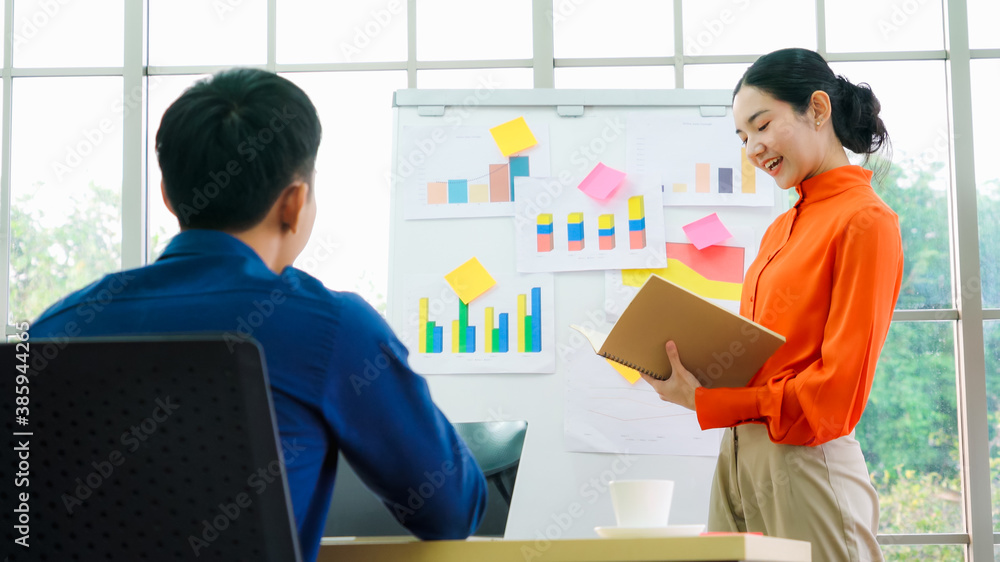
[609,479,674,528]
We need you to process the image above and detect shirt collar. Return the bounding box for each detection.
[794,165,874,207]
[157,229,265,264]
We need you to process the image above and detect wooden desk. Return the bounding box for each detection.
[319,534,811,561]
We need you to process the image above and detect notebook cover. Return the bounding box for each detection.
[598,274,785,388]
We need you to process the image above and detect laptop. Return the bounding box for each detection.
[323,420,527,539]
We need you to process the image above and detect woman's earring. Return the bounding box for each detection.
[816,121,821,126]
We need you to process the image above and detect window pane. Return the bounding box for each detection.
[417,0,532,61]
[967,0,1000,49]
[971,60,1000,309]
[146,75,210,262]
[555,66,674,89]
[825,0,944,53]
[987,321,1000,531]
[830,61,952,310]
[417,68,533,89]
[281,71,407,310]
[148,0,266,66]
[9,77,123,324]
[856,322,960,533]
[682,0,815,56]
[13,0,123,68]
[277,0,407,64]
[553,0,673,58]
[881,544,964,561]
[683,63,745,90]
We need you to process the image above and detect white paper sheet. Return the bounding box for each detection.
[399,124,551,220]
[626,110,775,207]
[563,341,723,456]
[397,272,555,374]
[513,176,667,273]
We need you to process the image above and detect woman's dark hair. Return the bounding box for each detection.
[156,68,322,231]
[734,48,890,172]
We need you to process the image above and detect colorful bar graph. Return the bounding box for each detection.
[741,147,756,194]
[719,168,734,194]
[448,179,468,203]
[673,183,687,193]
[530,287,542,352]
[428,182,448,204]
[509,156,529,201]
[568,212,585,252]
[537,213,554,252]
[598,214,615,250]
[415,286,541,356]
[628,196,646,249]
[489,164,510,202]
[498,313,509,352]
[695,163,710,193]
[469,184,489,202]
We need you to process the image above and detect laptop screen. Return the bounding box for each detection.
[323,420,527,538]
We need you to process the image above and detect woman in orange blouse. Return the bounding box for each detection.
[642,48,903,562]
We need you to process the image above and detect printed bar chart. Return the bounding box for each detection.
[628,196,646,250]
[741,147,756,194]
[537,213,554,252]
[417,288,541,355]
[598,214,615,250]
[568,212,585,252]
[428,157,533,205]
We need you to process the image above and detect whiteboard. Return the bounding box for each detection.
[386,89,788,539]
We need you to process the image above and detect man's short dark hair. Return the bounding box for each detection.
[155,68,322,231]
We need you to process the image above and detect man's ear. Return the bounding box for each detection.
[278,181,310,233]
[160,179,176,217]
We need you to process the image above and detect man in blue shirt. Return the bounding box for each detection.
[31,68,487,561]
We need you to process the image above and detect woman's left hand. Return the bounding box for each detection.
[640,340,703,411]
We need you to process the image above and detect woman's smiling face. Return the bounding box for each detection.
[733,85,829,190]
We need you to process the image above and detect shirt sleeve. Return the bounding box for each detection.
[322,294,488,539]
[694,206,903,446]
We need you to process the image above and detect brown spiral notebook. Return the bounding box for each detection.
[572,274,785,389]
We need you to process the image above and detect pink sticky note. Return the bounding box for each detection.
[577,163,626,200]
[682,213,732,250]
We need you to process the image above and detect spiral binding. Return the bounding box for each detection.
[601,352,663,379]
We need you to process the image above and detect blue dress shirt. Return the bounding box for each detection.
[31,229,487,561]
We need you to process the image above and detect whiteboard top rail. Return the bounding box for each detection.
[393,89,733,109]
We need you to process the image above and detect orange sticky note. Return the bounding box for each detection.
[489,117,538,157]
[606,358,642,384]
[444,257,497,304]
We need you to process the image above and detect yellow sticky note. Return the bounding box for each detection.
[606,358,642,384]
[489,117,538,157]
[444,257,497,304]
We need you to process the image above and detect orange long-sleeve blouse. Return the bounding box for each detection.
[694,165,904,446]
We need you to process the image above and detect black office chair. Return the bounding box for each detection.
[0,336,302,561]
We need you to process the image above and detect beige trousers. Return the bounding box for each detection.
[708,424,883,562]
